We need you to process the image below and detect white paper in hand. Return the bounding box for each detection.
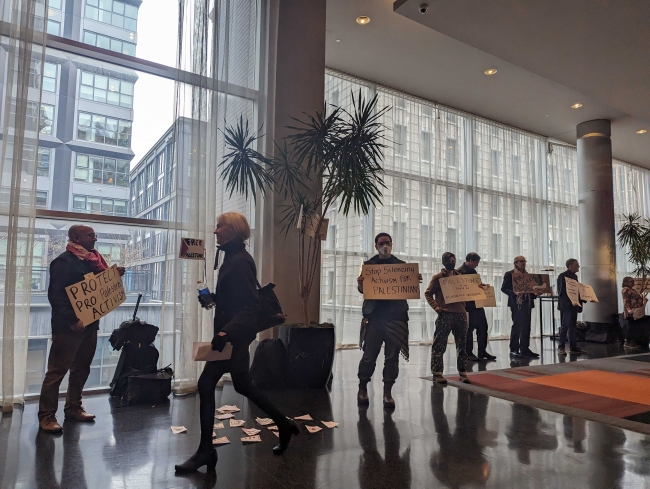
[321,421,339,429]
[213,436,230,445]
[294,414,313,421]
[241,435,262,443]
[170,426,187,434]
[305,425,322,433]
[255,417,274,426]
[229,419,245,428]
[192,342,233,361]
[242,428,261,436]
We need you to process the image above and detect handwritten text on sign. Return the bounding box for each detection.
[179,237,205,260]
[65,265,126,326]
[362,263,420,300]
[439,275,487,304]
[475,285,497,308]
[513,273,552,294]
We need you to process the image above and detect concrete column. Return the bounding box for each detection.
[260,0,326,326]
[576,119,618,326]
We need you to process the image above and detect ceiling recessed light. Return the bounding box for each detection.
[356,16,370,25]
[484,69,497,75]
[336,39,341,42]
[637,129,648,134]
[571,103,583,109]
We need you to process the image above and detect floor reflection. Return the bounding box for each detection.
[357,407,411,489]
[35,422,88,489]
[430,386,494,487]
[506,403,558,464]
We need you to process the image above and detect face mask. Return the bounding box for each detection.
[378,245,392,256]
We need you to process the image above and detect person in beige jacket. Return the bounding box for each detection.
[424,252,470,385]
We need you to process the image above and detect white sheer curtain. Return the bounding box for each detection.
[321,70,582,346]
[169,0,261,392]
[0,0,47,411]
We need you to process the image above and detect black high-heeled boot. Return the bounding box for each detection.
[273,419,300,454]
[175,448,217,473]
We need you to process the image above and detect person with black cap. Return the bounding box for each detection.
[458,252,497,361]
[424,252,470,384]
[501,255,540,359]
[356,232,422,408]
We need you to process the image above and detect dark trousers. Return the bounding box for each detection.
[509,305,532,353]
[466,308,489,356]
[357,319,401,386]
[38,328,98,420]
[197,346,289,451]
[431,312,468,373]
[559,309,578,349]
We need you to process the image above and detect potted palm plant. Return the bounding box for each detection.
[617,212,650,293]
[220,92,389,388]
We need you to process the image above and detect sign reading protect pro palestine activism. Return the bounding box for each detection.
[362,263,420,300]
[65,265,126,327]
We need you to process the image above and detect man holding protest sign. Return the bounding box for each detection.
[556,259,588,356]
[356,233,422,408]
[459,253,497,362]
[424,252,470,385]
[501,256,540,359]
[38,225,125,433]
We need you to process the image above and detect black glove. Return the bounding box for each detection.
[198,293,216,309]
[211,334,227,352]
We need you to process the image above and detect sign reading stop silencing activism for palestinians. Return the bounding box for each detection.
[65,264,126,327]
[179,237,205,260]
[439,274,487,304]
[512,272,552,295]
[362,263,420,300]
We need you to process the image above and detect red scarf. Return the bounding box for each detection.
[66,241,109,273]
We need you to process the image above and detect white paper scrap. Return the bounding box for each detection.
[213,436,230,445]
[170,426,187,434]
[215,413,234,420]
[242,428,261,436]
[241,435,262,443]
[273,431,279,437]
[305,425,322,433]
[217,405,241,413]
[294,414,313,421]
[230,419,245,428]
[267,425,278,431]
[321,421,339,429]
[255,417,274,426]
[213,422,224,430]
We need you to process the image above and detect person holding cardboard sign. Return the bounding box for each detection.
[38,225,125,434]
[622,276,649,350]
[556,259,588,356]
[424,252,470,384]
[356,232,422,409]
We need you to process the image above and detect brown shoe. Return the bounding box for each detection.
[65,408,96,422]
[39,416,63,433]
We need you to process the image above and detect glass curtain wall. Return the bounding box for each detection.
[322,70,579,347]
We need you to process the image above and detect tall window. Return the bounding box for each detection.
[491,150,500,176]
[80,72,134,108]
[77,112,132,148]
[75,154,130,187]
[513,155,521,181]
[83,31,136,56]
[420,130,432,162]
[493,233,503,260]
[35,191,47,209]
[447,228,457,251]
[420,181,431,207]
[492,194,501,219]
[37,147,52,177]
[73,195,128,216]
[393,221,406,252]
[84,0,138,31]
[394,124,407,157]
[420,225,431,255]
[393,177,406,204]
[447,187,457,212]
[514,198,521,221]
[446,138,457,167]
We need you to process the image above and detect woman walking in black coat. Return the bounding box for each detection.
[175,212,299,474]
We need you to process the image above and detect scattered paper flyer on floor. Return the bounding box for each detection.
[242,428,261,436]
[170,426,187,434]
[272,432,279,437]
[294,414,313,421]
[241,435,262,443]
[213,436,230,445]
[321,421,339,428]
[230,419,245,427]
[217,405,240,413]
[255,417,274,425]
[213,422,224,429]
[267,425,278,431]
[215,413,235,420]
[305,425,322,433]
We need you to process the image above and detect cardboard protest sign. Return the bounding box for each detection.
[578,283,598,303]
[564,277,581,306]
[512,273,551,294]
[65,265,126,327]
[439,275,487,304]
[179,237,205,260]
[362,263,420,300]
[634,278,650,293]
[475,285,497,308]
[193,342,233,362]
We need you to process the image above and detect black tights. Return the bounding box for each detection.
[197,357,289,451]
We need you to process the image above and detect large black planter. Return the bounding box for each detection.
[278,324,335,389]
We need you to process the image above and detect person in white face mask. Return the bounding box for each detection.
[356,233,422,408]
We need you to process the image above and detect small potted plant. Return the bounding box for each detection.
[220,92,389,388]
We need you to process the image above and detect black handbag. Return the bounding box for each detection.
[256,281,286,332]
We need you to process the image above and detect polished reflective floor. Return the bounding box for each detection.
[2,338,650,488]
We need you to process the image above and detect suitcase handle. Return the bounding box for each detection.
[133,293,143,321]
